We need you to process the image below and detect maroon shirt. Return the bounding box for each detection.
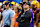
[36,9,40,11]
[36,9,40,23]
[0,9,2,13]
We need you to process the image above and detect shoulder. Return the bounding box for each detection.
[29,9,33,13]
[26,11,31,14]
[27,11,31,15]
[3,10,6,13]
[14,14,17,17]
[28,11,31,13]
[9,9,14,13]
[10,9,14,13]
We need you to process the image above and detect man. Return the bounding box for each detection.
[31,1,39,9]
[11,1,15,10]
[10,1,16,15]
[36,9,40,27]
[1,2,15,27]
[31,1,39,27]
[16,3,32,27]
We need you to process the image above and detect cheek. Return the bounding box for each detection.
[5,5,7,7]
[39,12,40,13]
[0,7,1,8]
[15,10,17,12]
[5,6,7,8]
[6,5,9,7]
[15,10,18,12]
[11,6,12,7]
[16,10,18,12]
[7,5,9,7]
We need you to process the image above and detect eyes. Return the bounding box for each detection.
[24,8,27,9]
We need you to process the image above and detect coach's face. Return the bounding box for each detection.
[23,5,29,12]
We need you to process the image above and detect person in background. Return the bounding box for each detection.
[19,2,24,14]
[18,2,24,18]
[18,2,23,13]
[16,3,24,24]
[11,1,16,10]
[11,1,16,15]
[36,7,40,27]
[1,1,15,27]
[0,2,3,27]
[31,1,39,27]
[27,2,34,27]
[14,6,19,27]
[32,4,37,24]
[0,2,4,22]
[3,1,7,10]
[19,2,23,8]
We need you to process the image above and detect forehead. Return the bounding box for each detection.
[23,5,29,8]
[0,6,1,7]
[14,6,18,9]
[5,4,9,6]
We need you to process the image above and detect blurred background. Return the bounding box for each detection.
[0,0,40,27]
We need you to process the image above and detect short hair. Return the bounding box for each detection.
[23,2,27,5]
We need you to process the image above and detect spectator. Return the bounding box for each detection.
[14,6,19,27]
[26,1,34,27]
[1,1,15,27]
[11,1,16,15]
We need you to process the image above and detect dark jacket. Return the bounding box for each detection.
[16,10,31,27]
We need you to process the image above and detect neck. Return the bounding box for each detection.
[16,12,19,15]
[0,8,2,9]
[24,8,29,12]
[12,8,14,10]
[6,7,9,10]
[26,8,29,11]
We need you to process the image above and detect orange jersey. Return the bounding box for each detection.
[14,14,19,27]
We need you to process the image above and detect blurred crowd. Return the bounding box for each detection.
[0,0,40,27]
